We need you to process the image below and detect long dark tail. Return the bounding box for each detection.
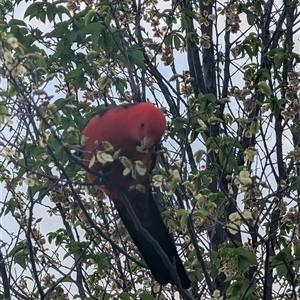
[117,191,191,289]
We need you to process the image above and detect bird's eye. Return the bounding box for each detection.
[140,121,145,128]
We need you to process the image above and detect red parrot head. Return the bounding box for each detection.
[129,103,166,150]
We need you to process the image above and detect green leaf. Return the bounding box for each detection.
[172,117,186,131]
[135,184,146,193]
[56,276,72,283]
[102,141,114,152]
[84,10,96,25]
[129,48,145,70]
[227,278,243,295]
[276,263,288,278]
[169,74,182,82]
[294,260,300,269]
[72,72,88,88]
[257,81,272,96]
[56,5,72,18]
[9,19,27,27]
[164,34,171,47]
[46,5,54,22]
[152,174,163,187]
[91,32,101,46]
[174,34,181,50]
[294,244,300,258]
[257,68,271,80]
[24,2,41,20]
[244,67,254,80]
[275,47,286,59]
[115,77,127,94]
[4,198,18,215]
[119,293,131,300]
[100,30,113,54]
[95,252,109,270]
[99,76,109,90]
[135,161,147,176]
[96,152,114,165]
[249,120,259,135]
[202,175,211,187]
[194,149,204,162]
[119,156,133,169]
[181,14,189,31]
[246,11,256,25]
[193,267,204,281]
[180,210,188,229]
[79,23,104,36]
[139,293,155,300]
[236,248,257,271]
[66,69,84,80]
[14,255,26,269]
[66,31,78,43]
[243,45,253,59]
[45,23,68,38]
[254,0,262,15]
[8,241,26,256]
[39,9,46,23]
[290,176,300,191]
[47,135,63,153]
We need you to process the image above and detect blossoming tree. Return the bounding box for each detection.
[1,0,300,299]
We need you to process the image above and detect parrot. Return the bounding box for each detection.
[81,102,190,289]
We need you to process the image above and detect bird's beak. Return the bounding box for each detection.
[141,136,154,150]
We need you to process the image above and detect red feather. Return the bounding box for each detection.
[82,103,190,288]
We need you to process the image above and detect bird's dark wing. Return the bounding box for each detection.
[116,188,191,289]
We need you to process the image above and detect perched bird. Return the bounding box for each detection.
[81,102,190,289]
